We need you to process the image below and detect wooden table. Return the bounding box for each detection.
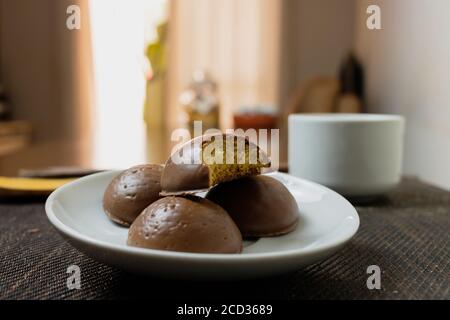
[0,178,448,300]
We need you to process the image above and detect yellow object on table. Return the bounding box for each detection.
[0,177,74,197]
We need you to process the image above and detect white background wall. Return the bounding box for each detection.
[280,0,356,109]
[354,0,450,189]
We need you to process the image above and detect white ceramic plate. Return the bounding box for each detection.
[45,171,359,280]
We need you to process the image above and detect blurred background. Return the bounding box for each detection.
[0,0,449,189]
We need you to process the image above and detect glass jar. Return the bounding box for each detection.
[180,70,220,135]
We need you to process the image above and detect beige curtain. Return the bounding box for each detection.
[167,0,282,130]
[0,0,93,174]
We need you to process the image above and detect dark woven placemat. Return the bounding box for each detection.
[0,178,449,300]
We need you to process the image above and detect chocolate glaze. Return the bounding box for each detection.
[206,175,299,237]
[103,164,164,227]
[160,133,270,196]
[127,196,242,254]
[160,161,210,196]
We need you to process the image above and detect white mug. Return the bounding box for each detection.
[288,114,405,197]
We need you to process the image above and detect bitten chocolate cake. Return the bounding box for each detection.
[160,133,270,196]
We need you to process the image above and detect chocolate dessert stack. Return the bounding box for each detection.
[103,133,299,254]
